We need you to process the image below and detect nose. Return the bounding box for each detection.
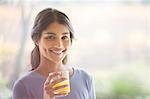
[54,39,63,49]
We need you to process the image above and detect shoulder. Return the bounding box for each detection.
[13,71,34,89]
[14,71,36,84]
[13,71,44,90]
[73,67,94,90]
[75,68,92,78]
[13,71,45,99]
[73,67,93,83]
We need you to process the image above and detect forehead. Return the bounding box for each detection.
[43,22,69,35]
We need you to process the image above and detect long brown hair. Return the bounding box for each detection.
[31,8,74,70]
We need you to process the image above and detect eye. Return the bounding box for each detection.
[45,35,55,40]
[62,36,69,40]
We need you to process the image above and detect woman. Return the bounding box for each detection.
[12,8,96,99]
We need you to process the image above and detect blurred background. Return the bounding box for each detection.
[0,0,150,99]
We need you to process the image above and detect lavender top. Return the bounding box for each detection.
[12,67,96,99]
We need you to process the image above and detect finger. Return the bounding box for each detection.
[45,88,64,98]
[45,89,55,97]
[51,77,67,87]
[53,84,68,91]
[45,84,69,98]
[54,92,69,97]
[45,72,61,85]
[45,77,66,92]
[45,81,68,93]
[45,77,66,90]
[49,72,61,82]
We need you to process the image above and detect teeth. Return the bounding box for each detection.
[52,50,62,54]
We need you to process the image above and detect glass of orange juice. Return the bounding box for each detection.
[51,70,70,95]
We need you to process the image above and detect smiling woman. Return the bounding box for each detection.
[12,8,96,99]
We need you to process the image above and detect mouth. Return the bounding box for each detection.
[49,49,66,56]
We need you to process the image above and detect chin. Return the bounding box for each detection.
[48,56,65,64]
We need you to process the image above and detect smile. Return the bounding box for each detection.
[49,49,66,56]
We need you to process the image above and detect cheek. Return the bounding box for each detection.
[42,39,52,48]
[39,40,51,52]
[64,42,70,49]
[64,40,71,47]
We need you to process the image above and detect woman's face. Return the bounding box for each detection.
[37,22,71,64]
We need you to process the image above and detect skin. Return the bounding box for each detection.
[34,22,73,99]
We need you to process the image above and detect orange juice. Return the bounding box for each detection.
[52,79,70,94]
[52,70,70,94]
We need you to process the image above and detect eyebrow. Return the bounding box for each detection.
[62,32,70,35]
[44,32,69,35]
[44,32,55,35]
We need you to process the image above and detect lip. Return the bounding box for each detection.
[49,49,66,56]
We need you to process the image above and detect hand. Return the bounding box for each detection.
[43,72,68,99]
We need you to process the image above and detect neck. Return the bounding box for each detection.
[34,56,63,77]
